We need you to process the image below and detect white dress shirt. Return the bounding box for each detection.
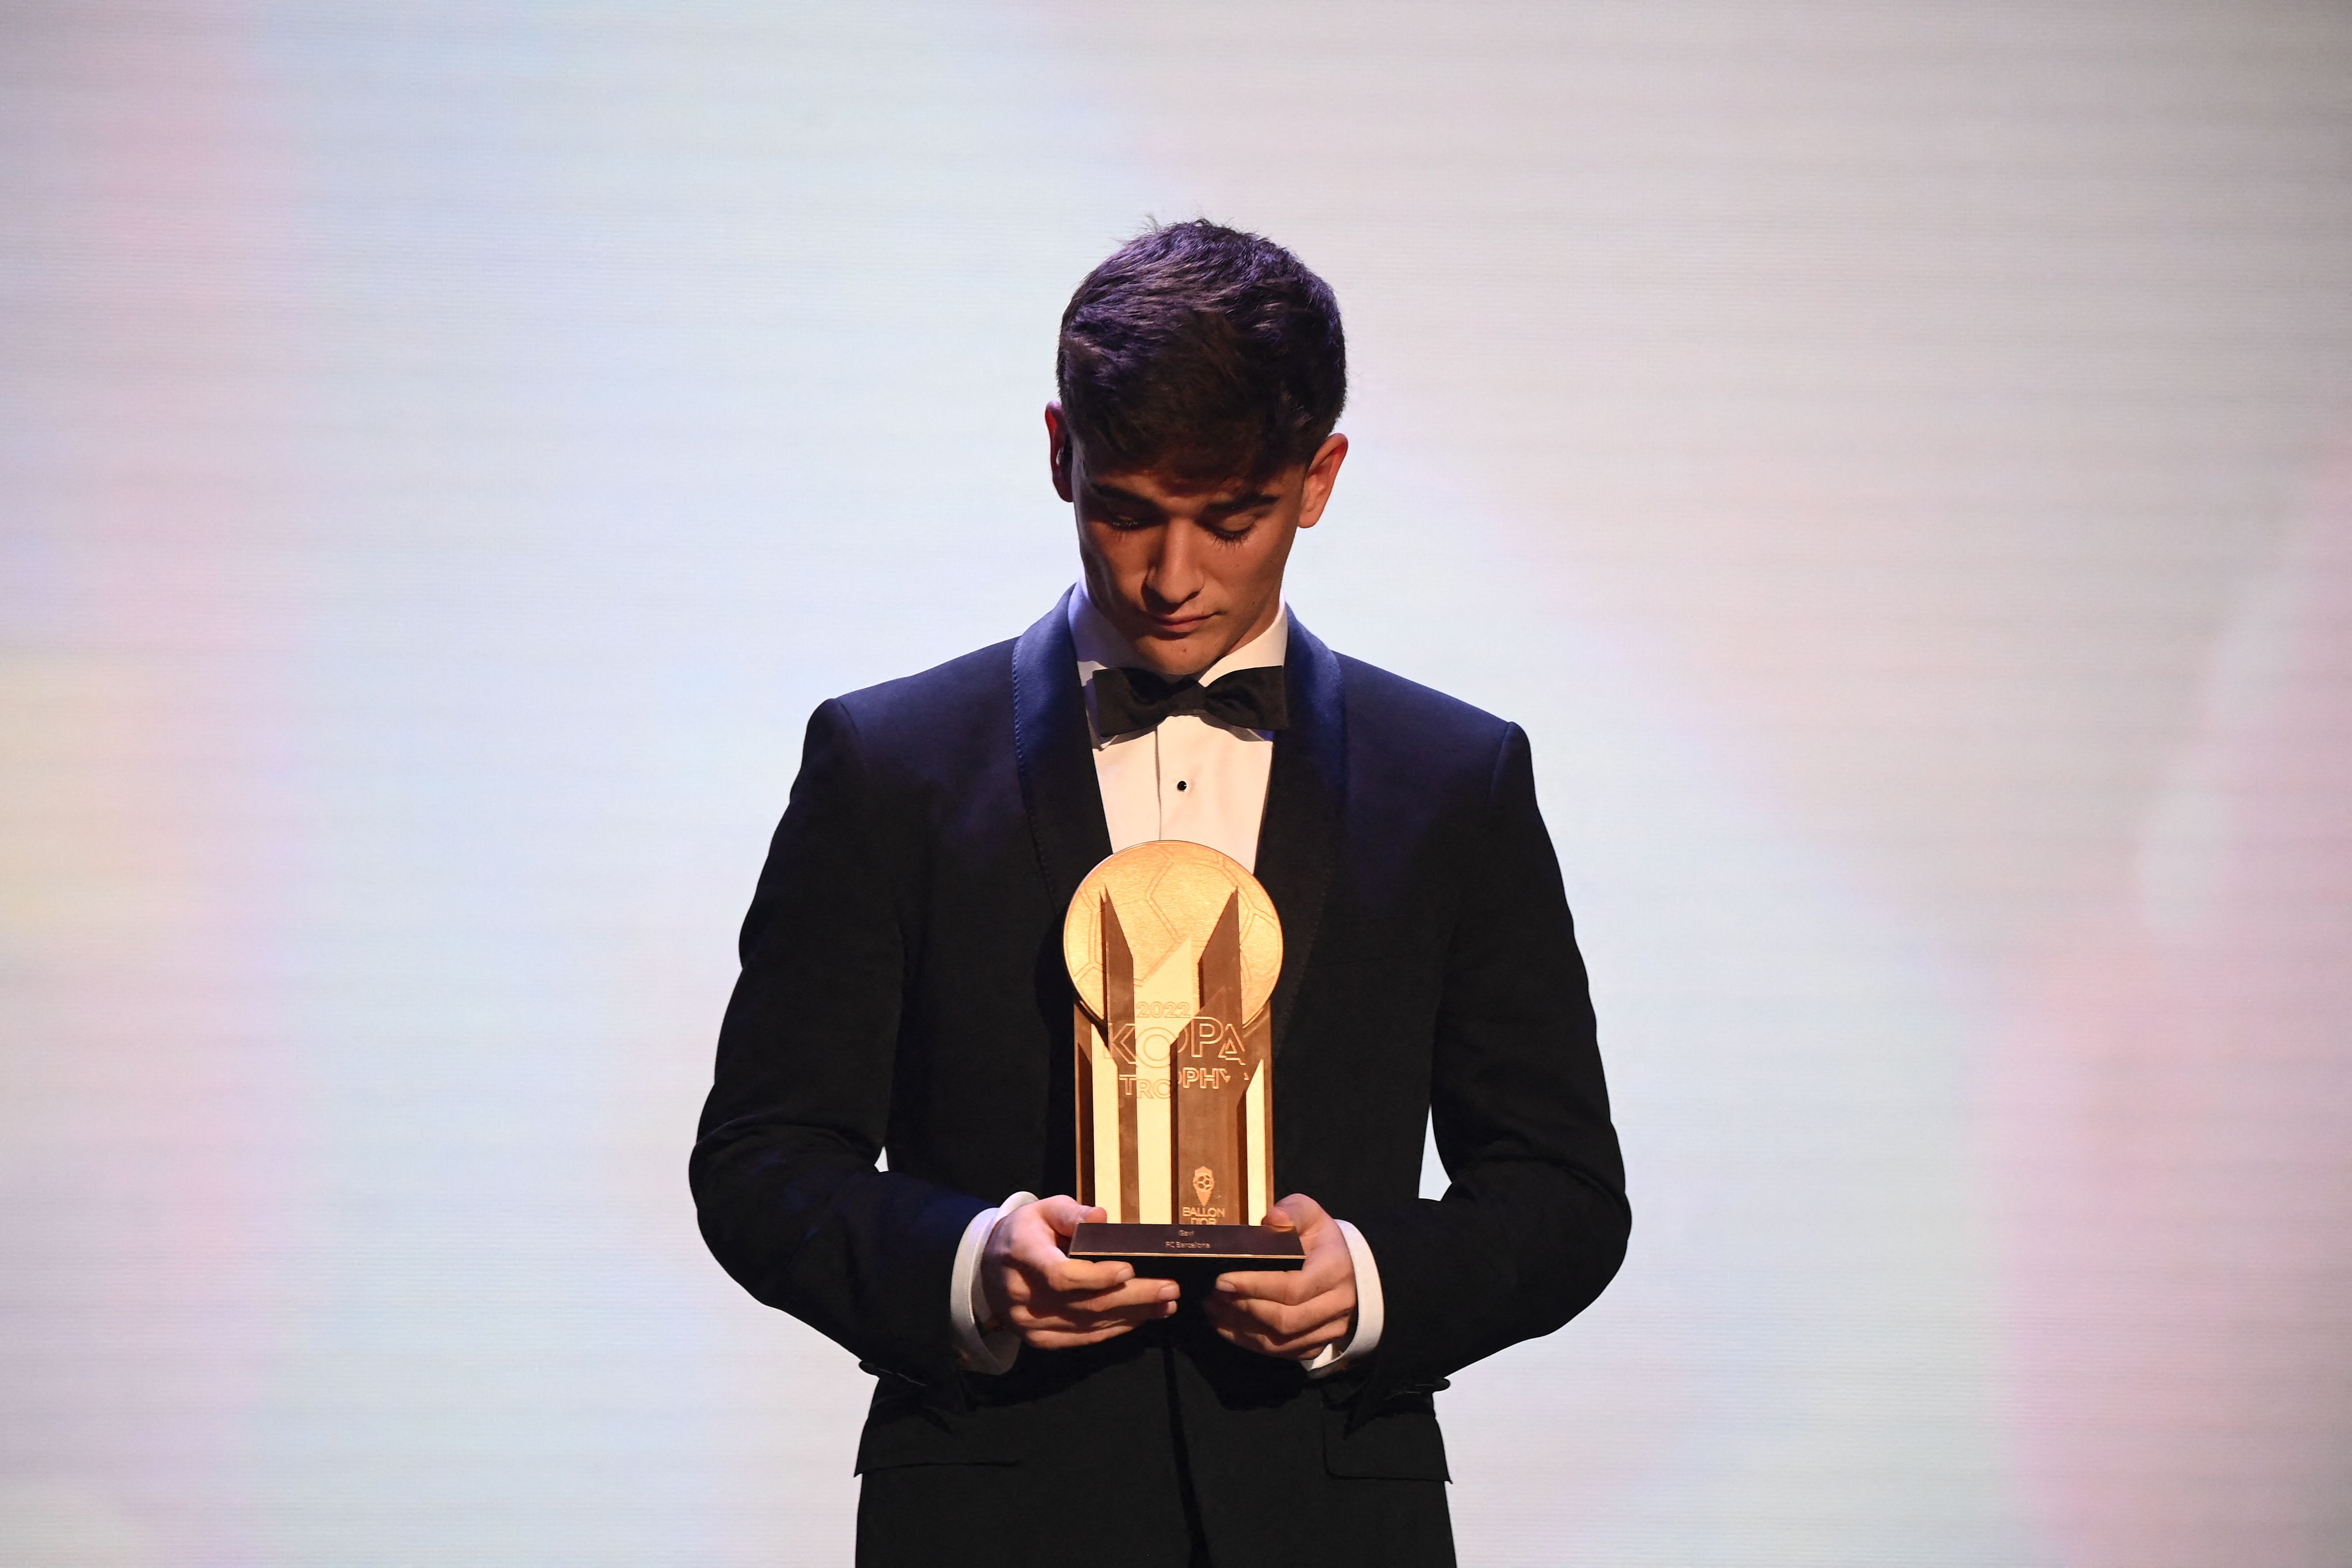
[948,586,1386,1377]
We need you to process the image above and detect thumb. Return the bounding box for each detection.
[1269,1193,1332,1236]
[1034,1194,1094,1239]
[1261,1204,1299,1232]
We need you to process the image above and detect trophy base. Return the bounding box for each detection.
[1068,1222,1305,1291]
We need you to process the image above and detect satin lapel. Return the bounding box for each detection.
[1256,612,1346,1057]
[1012,590,1115,913]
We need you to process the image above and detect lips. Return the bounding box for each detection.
[1144,613,1211,636]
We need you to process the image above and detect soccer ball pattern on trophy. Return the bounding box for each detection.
[1064,839,1282,1029]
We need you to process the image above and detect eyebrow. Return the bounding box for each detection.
[1087,481,1279,515]
[1086,481,1159,512]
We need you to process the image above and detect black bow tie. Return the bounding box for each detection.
[1091,664,1289,737]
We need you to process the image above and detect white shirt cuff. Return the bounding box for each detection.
[1305,1219,1385,1378]
[949,1190,1036,1375]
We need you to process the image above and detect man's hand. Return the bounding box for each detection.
[981,1195,1179,1349]
[1204,1194,1357,1361]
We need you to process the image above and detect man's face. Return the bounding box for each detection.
[1048,403,1348,679]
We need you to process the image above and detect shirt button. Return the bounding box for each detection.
[1176,780,1188,791]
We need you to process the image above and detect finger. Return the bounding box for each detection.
[1008,1281,1173,1328]
[1004,1208,1131,1281]
[1217,1219,1351,1302]
[998,1271,1148,1314]
[1001,1204,1068,1259]
[1206,1305,1353,1359]
[1209,1322,1349,1361]
[1016,1278,1177,1328]
[1204,1286,1354,1341]
[995,1261,1132,1314]
[1010,1296,1179,1333]
[1022,1320,1143,1350]
[1213,1288,1345,1335]
[1005,1215,1134,1292]
[1060,1276,1180,1315]
[1015,1301,1175,1334]
[1212,1261,1342,1305]
[1039,1258,1141,1298]
[1213,1271,1307,1305]
[1270,1193,1331,1234]
[1030,1194,1103,1240]
[1000,1262,1152,1304]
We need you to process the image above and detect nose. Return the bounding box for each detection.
[1144,519,1205,610]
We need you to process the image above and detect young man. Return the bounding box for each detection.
[692,221,1628,1568]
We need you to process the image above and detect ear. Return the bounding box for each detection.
[1046,402,1076,503]
[1294,433,1349,531]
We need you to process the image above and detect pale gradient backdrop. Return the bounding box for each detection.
[3,3,2348,1564]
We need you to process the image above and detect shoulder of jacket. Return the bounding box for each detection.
[828,637,1019,742]
[1331,652,1514,754]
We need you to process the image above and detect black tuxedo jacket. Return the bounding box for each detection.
[692,595,1628,1568]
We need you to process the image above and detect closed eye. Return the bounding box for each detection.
[1201,502,1274,542]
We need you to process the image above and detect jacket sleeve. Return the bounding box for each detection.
[689,698,987,1386]
[1344,722,1630,1413]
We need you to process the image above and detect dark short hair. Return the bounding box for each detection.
[1056,220,1346,484]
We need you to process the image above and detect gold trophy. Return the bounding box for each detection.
[1062,841,1304,1280]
